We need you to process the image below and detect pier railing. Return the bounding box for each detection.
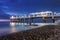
[10,15,60,18]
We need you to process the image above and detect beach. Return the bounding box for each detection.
[0,25,60,40]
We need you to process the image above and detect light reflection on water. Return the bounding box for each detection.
[0,22,59,36]
[0,22,39,36]
[0,18,60,36]
[10,22,38,32]
[10,22,16,33]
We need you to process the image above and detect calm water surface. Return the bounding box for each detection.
[0,22,41,36]
[0,18,60,36]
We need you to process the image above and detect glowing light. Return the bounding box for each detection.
[11,16,14,18]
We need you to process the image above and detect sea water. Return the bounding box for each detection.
[0,18,60,36]
[0,22,41,36]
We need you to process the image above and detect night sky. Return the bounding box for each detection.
[0,0,60,19]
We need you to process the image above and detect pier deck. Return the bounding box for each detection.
[10,11,60,25]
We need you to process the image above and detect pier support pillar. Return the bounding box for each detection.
[52,16,55,23]
[29,18,33,25]
[42,17,47,23]
[10,19,14,22]
[16,18,19,22]
[19,19,21,22]
[52,19,55,23]
[24,18,25,23]
[20,19,22,22]
[22,19,24,24]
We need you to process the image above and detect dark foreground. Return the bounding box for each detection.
[0,25,60,40]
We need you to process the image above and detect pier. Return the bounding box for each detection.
[10,11,60,25]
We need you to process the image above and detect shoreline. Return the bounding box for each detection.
[0,25,60,40]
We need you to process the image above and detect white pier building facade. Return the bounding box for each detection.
[10,11,60,25]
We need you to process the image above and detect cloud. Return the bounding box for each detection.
[5,12,18,16]
[0,0,60,18]
[6,12,27,16]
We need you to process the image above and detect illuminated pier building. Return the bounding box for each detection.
[10,11,60,25]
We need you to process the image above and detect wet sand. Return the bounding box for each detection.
[0,25,60,40]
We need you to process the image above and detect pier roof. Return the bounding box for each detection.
[30,11,53,15]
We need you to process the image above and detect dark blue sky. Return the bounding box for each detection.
[0,0,60,19]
